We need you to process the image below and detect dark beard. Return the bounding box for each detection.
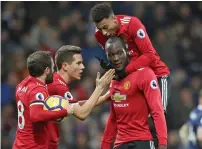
[45,72,53,84]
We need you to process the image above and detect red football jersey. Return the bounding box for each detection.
[13,77,49,149]
[47,72,77,149]
[101,68,167,148]
[95,15,170,77]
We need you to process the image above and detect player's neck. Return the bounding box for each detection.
[57,70,70,84]
[36,76,46,84]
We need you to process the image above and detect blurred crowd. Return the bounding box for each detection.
[1,1,202,149]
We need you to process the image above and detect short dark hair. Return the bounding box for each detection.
[91,3,114,23]
[27,51,52,77]
[55,45,82,70]
[105,37,126,50]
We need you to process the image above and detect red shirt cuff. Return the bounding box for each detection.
[158,137,167,145]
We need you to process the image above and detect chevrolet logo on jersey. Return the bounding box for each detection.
[111,93,126,102]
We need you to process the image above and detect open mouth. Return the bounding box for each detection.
[79,71,83,77]
[113,63,122,68]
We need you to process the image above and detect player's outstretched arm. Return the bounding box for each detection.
[96,91,111,106]
[73,69,115,120]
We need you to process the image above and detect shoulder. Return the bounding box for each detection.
[137,67,155,76]
[51,73,68,87]
[17,77,45,95]
[135,68,158,88]
[127,67,153,83]
[117,15,132,29]
[17,78,48,104]
[127,16,146,36]
[128,16,142,26]
[130,67,155,78]
[29,84,47,96]
[48,78,69,94]
[48,79,69,91]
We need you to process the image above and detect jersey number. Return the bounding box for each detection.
[17,100,25,129]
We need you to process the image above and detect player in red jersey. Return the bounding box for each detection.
[12,51,72,149]
[13,51,114,149]
[99,37,167,149]
[90,3,170,113]
[47,45,115,149]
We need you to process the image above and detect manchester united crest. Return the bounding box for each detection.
[124,81,130,90]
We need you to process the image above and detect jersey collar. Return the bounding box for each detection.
[30,76,46,86]
[55,72,69,86]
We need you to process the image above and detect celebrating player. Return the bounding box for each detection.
[179,90,202,149]
[90,3,170,113]
[100,37,167,149]
[12,51,114,149]
[47,45,115,149]
[12,51,71,149]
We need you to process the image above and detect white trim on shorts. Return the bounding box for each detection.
[149,141,155,149]
[160,76,168,111]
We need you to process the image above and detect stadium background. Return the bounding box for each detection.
[1,1,202,149]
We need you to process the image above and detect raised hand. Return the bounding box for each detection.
[96,69,115,90]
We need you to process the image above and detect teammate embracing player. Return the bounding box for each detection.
[91,2,170,113]
[99,37,167,149]
[91,3,171,148]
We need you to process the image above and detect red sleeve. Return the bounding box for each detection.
[29,86,48,104]
[48,83,77,103]
[30,105,67,122]
[95,29,108,51]
[29,87,68,122]
[56,84,77,103]
[126,17,158,73]
[101,102,117,149]
[137,68,167,145]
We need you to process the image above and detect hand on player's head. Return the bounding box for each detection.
[96,69,115,90]
[95,56,112,70]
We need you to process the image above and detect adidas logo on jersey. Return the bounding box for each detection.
[58,79,66,86]
[120,17,131,24]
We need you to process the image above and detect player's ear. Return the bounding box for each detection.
[45,67,50,74]
[62,62,69,71]
[112,15,117,22]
